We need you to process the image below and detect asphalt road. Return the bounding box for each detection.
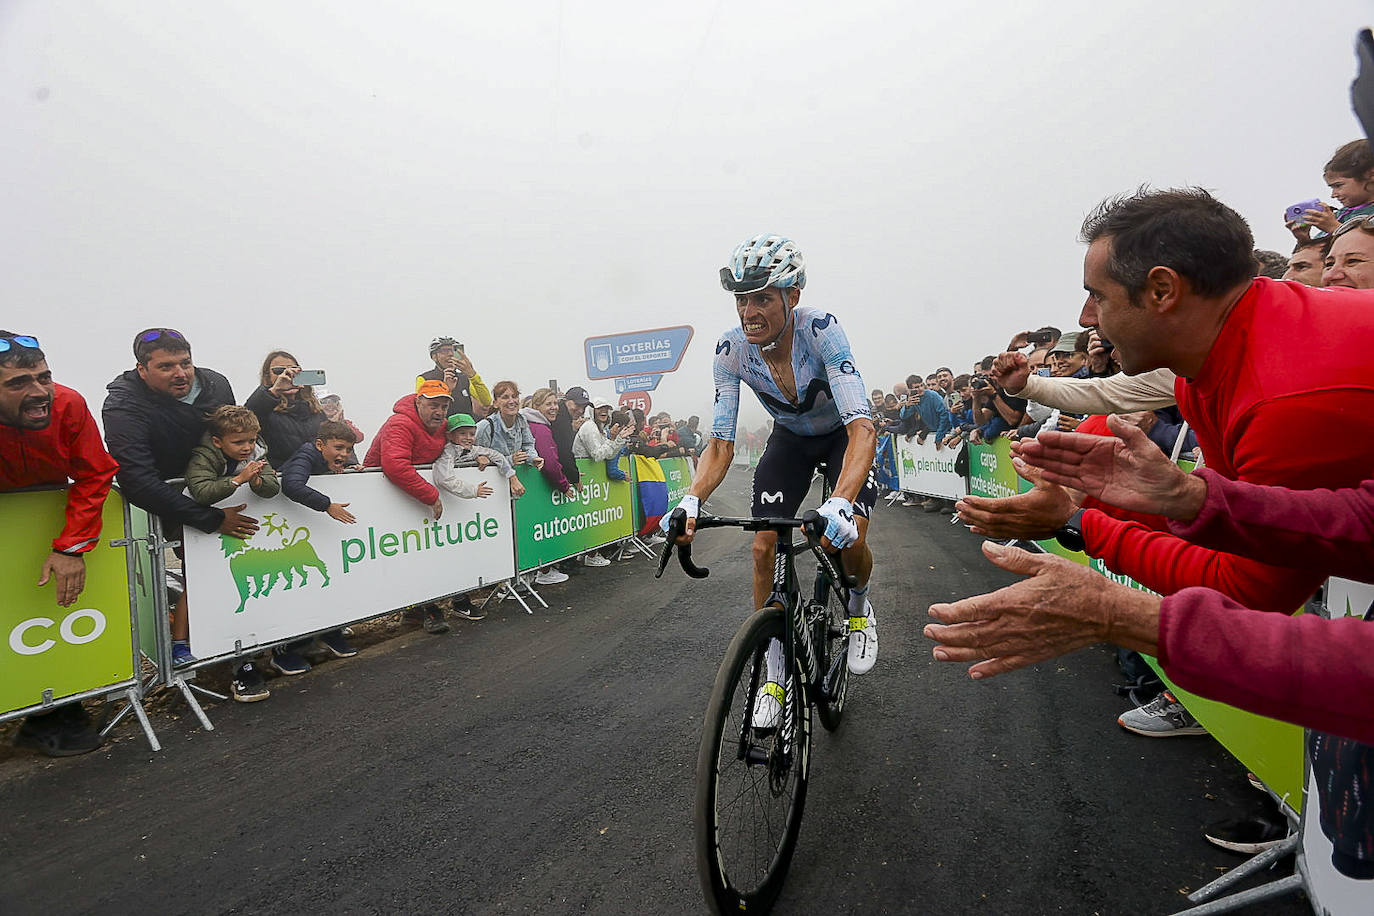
[0,481,1307,915]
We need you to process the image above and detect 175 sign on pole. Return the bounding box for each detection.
[619,391,652,414]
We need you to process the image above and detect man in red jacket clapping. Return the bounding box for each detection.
[0,332,118,757]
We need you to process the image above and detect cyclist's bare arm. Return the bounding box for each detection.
[831,418,877,505]
[677,436,734,543]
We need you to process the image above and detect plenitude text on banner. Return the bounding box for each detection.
[893,435,966,500]
[513,458,634,572]
[1,489,138,718]
[181,467,514,658]
[967,437,1304,807]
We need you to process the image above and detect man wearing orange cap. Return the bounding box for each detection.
[364,380,452,519]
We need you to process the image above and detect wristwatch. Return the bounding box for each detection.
[1053,508,1087,554]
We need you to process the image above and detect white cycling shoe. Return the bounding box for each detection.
[847,601,878,675]
[752,682,786,731]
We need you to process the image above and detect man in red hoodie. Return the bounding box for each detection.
[364,380,452,519]
[363,380,453,634]
[0,332,119,756]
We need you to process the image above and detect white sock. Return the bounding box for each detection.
[764,637,785,685]
[848,585,870,617]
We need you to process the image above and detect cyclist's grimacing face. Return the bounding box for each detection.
[735,286,796,346]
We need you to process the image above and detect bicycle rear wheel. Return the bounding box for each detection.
[695,607,811,914]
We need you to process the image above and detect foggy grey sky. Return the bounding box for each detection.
[3,1,1370,436]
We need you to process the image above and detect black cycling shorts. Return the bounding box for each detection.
[750,424,878,521]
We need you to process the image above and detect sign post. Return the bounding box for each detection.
[618,391,652,414]
[614,374,663,394]
[584,326,693,380]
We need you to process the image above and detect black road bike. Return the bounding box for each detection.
[657,505,858,914]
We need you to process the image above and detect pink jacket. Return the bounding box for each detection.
[1157,469,1374,744]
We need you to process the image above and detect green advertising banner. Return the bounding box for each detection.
[660,457,694,506]
[1,490,136,715]
[967,437,1021,499]
[514,458,635,571]
[972,443,1305,808]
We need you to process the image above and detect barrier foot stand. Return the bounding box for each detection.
[625,536,657,559]
[519,577,549,609]
[1167,872,1303,916]
[1166,833,1300,914]
[171,676,218,732]
[100,685,162,752]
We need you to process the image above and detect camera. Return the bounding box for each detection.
[1027,330,1054,346]
[1286,199,1323,225]
[971,377,990,390]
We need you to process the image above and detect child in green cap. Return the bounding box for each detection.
[433,413,524,498]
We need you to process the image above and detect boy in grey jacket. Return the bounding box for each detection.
[433,413,525,499]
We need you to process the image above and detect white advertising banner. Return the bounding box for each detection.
[182,468,515,658]
[893,437,966,500]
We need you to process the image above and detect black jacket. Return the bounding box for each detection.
[245,386,325,468]
[279,441,333,513]
[551,402,581,486]
[102,367,236,533]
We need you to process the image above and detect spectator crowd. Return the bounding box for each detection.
[7,135,1374,884]
[3,328,705,755]
[879,138,1374,867]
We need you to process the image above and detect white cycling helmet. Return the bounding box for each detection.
[720,234,807,294]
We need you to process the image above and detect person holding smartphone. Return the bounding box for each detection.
[417,336,492,419]
[245,349,326,468]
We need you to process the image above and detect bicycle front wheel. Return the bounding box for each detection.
[695,607,812,914]
[815,596,850,732]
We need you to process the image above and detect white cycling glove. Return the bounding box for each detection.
[660,494,700,534]
[817,496,858,548]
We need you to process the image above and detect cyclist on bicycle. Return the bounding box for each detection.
[665,234,879,677]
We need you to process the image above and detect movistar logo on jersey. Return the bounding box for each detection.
[810,313,837,336]
[760,491,784,504]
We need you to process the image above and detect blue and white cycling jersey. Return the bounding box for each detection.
[710,305,871,441]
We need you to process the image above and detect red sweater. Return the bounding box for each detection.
[363,395,447,505]
[0,384,119,552]
[1083,279,1374,610]
[1156,469,1374,743]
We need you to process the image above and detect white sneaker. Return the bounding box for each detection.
[752,682,785,730]
[847,600,878,675]
[582,552,611,567]
[643,533,667,547]
[534,568,569,585]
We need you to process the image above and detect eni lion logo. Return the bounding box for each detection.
[220,512,330,613]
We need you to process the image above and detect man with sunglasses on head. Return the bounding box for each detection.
[664,235,880,680]
[103,329,265,696]
[1,332,119,756]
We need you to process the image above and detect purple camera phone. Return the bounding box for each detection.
[1286,199,1323,224]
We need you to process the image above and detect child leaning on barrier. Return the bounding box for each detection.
[434,413,524,499]
[279,419,361,523]
[186,405,281,504]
